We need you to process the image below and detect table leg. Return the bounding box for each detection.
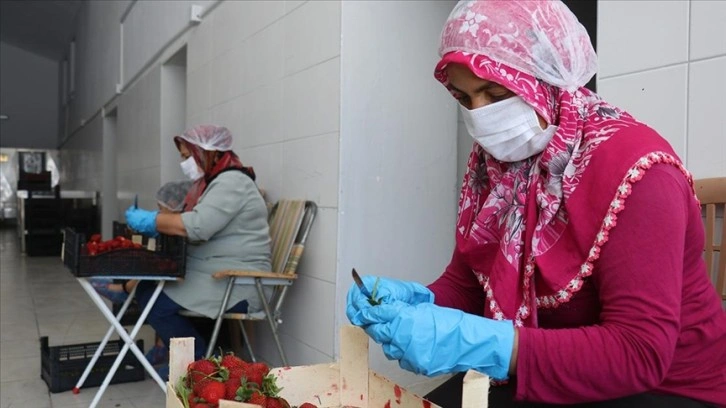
[80,280,168,408]
[73,279,138,392]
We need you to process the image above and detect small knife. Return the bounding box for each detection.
[351,268,373,299]
[134,194,138,209]
[352,268,380,305]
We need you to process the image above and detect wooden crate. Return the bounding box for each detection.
[166,325,490,408]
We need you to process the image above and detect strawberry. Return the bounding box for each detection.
[221,354,247,379]
[188,359,218,384]
[192,377,212,396]
[220,354,246,369]
[224,377,243,401]
[227,365,246,380]
[265,397,290,408]
[243,362,269,387]
[248,391,267,406]
[298,404,318,408]
[192,403,212,408]
[198,380,226,405]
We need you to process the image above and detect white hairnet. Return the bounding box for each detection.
[156,180,193,212]
[439,0,597,92]
[174,124,234,152]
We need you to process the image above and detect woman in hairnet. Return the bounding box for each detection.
[346,1,726,407]
[125,125,271,363]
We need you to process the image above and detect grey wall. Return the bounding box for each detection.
[0,42,59,148]
[597,0,726,179]
[338,0,458,391]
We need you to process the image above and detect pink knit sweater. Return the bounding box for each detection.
[429,165,726,406]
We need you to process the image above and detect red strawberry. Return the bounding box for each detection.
[227,365,245,380]
[198,380,226,405]
[220,354,246,369]
[188,359,218,384]
[248,391,267,406]
[224,377,243,401]
[192,377,211,396]
[221,354,247,379]
[299,404,318,408]
[192,403,212,408]
[243,362,269,387]
[265,397,289,408]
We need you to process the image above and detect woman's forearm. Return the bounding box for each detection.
[156,213,188,237]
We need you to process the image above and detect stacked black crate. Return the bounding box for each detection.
[24,190,63,257]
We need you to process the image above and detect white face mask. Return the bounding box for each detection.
[459,96,558,162]
[180,156,204,180]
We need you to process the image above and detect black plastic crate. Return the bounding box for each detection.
[63,207,99,234]
[40,336,145,393]
[26,233,63,257]
[62,222,186,278]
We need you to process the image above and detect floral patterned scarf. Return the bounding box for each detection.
[435,52,686,327]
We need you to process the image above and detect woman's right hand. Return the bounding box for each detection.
[346,275,434,326]
[125,206,160,237]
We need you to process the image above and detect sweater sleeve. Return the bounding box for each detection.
[515,165,689,403]
[428,245,486,315]
[181,172,254,242]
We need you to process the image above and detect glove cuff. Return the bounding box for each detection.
[411,282,435,304]
[477,319,515,380]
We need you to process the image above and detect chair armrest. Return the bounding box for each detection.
[212,270,298,280]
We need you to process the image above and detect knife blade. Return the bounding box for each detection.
[351,268,373,299]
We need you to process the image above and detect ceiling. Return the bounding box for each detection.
[0,0,83,61]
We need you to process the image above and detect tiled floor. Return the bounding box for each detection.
[0,224,449,407]
[0,225,164,408]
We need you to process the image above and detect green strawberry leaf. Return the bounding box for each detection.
[368,277,382,305]
[176,374,192,408]
[261,374,282,396]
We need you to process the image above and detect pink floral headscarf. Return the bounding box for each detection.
[435,1,686,327]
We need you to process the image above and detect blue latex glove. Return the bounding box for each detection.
[125,206,159,237]
[346,275,434,326]
[358,301,514,380]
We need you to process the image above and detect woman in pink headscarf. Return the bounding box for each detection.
[126,125,271,369]
[347,1,725,407]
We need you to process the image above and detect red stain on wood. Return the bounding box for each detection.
[360,393,364,400]
[422,400,432,408]
[394,384,402,403]
[384,400,392,408]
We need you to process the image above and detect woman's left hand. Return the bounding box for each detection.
[125,206,159,237]
[358,301,515,379]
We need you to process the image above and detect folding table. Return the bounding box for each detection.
[73,275,180,408]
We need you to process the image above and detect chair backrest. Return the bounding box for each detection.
[267,200,317,275]
[694,177,726,300]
